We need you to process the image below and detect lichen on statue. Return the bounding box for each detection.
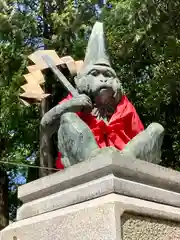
[40,22,164,169]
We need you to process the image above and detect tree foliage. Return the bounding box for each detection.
[0,0,40,223]
[0,0,101,222]
[1,0,180,224]
[102,0,180,169]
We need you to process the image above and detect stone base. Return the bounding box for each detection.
[2,154,180,239]
[1,193,180,240]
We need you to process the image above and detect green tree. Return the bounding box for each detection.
[0,0,40,225]
[102,0,180,168]
[0,0,102,225]
[2,0,180,227]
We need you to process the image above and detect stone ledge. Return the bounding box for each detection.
[2,194,180,240]
[17,173,180,220]
[18,149,180,203]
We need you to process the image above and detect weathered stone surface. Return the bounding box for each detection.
[17,174,180,220]
[19,153,180,203]
[5,156,180,239]
[0,194,119,240]
[2,194,180,240]
[122,213,180,240]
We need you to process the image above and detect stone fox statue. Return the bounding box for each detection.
[40,22,164,169]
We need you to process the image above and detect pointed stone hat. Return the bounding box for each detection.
[78,21,111,75]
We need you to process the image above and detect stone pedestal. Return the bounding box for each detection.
[1,151,180,239]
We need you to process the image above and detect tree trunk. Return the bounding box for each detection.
[39,97,54,177]
[39,0,55,177]
[0,168,8,230]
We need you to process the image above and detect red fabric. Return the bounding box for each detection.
[55,152,64,169]
[56,94,144,169]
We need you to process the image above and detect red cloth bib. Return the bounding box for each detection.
[56,94,144,169]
